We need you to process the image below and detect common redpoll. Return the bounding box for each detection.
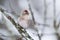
[18,10,34,29]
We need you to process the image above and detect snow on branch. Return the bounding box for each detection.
[0,8,34,40]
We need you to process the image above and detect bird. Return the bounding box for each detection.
[18,10,34,29]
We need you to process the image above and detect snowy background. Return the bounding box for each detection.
[0,0,60,40]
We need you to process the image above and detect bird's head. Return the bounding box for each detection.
[22,10,29,15]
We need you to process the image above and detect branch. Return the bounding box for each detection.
[0,9,34,40]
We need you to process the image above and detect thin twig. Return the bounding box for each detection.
[27,0,36,24]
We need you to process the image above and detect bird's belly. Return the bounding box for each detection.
[19,20,28,28]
